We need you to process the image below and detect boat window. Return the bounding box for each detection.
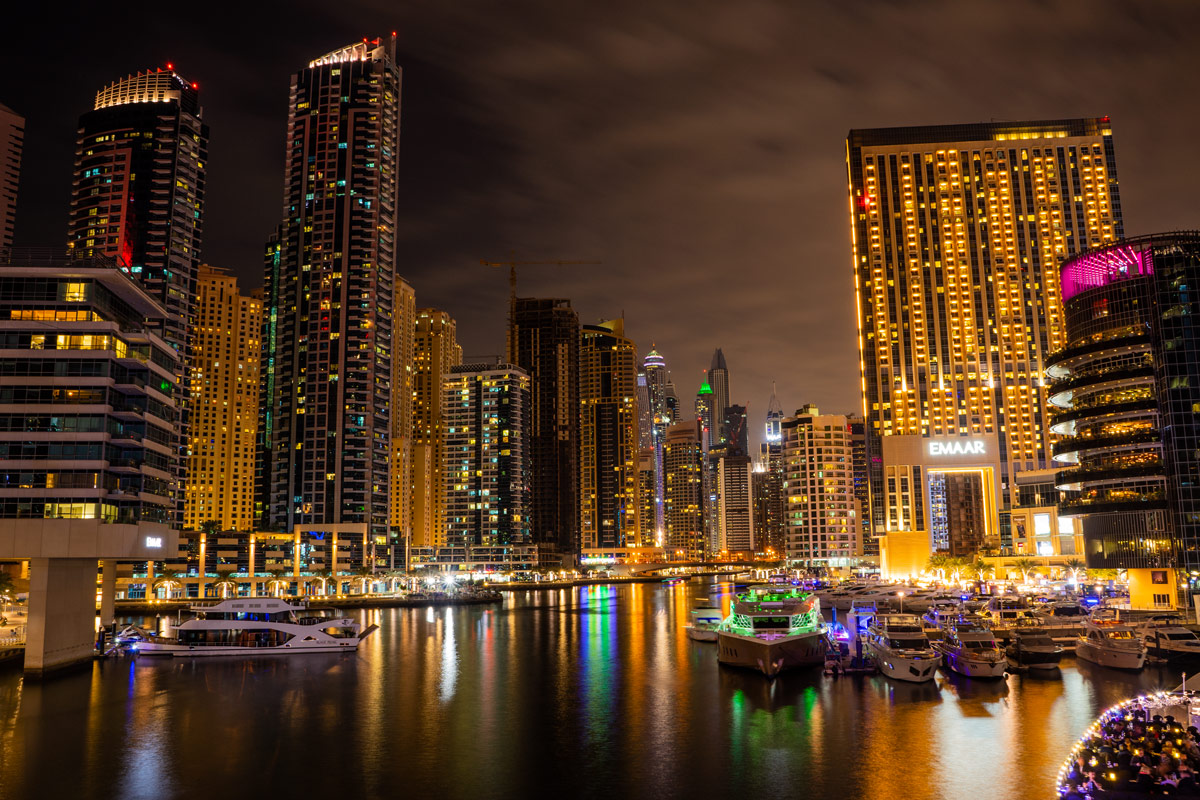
[1106,630,1134,640]
[1167,632,1198,640]
[752,617,791,630]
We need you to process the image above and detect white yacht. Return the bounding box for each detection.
[131,597,377,657]
[1140,617,1200,661]
[1075,614,1146,670]
[864,613,940,683]
[921,605,960,634]
[1033,600,1090,642]
[983,596,1035,631]
[716,578,828,677]
[933,616,1007,678]
[685,605,724,642]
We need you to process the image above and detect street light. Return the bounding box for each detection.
[897,591,905,614]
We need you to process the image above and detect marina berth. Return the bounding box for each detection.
[128,597,377,657]
[716,577,828,678]
[864,612,940,683]
[1005,618,1064,670]
[933,616,1007,678]
[1074,612,1146,671]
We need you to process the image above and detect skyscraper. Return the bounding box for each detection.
[0,102,23,250]
[390,279,416,540]
[68,67,208,361]
[443,362,530,549]
[847,118,1123,576]
[512,297,580,559]
[757,385,785,557]
[663,420,705,561]
[781,406,858,566]
[580,320,640,550]
[717,453,754,556]
[695,374,714,451]
[708,348,730,444]
[185,265,261,532]
[642,346,669,538]
[261,37,401,559]
[411,309,462,547]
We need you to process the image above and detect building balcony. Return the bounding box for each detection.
[1046,334,1151,377]
[1058,493,1168,516]
[1056,463,1165,491]
[1052,430,1162,461]
[1049,398,1157,435]
[1048,365,1155,408]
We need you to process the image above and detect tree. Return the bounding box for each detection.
[926,553,948,581]
[211,576,239,599]
[945,556,971,584]
[1088,568,1119,582]
[353,565,375,595]
[1063,558,1086,583]
[0,571,14,601]
[201,519,221,536]
[151,571,185,599]
[1009,558,1039,584]
[970,558,993,582]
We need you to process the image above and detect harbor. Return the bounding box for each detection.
[1,577,1191,800]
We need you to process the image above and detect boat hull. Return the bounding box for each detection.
[135,640,363,657]
[866,639,939,682]
[1074,640,1144,670]
[941,650,1007,678]
[717,630,827,677]
[1005,647,1062,669]
[686,626,718,643]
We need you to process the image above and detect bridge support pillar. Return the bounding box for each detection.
[99,560,116,626]
[24,558,97,677]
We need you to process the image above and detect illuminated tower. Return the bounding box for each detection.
[782,406,858,565]
[512,297,580,558]
[185,265,262,532]
[847,118,1123,574]
[411,309,462,546]
[663,420,705,561]
[443,362,530,548]
[708,348,730,444]
[262,37,401,557]
[68,67,207,361]
[580,320,640,550]
[695,375,713,451]
[0,101,22,249]
[390,279,416,540]
[642,345,669,538]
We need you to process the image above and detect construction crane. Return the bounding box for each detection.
[480,257,600,361]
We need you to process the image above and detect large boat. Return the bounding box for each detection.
[864,613,940,683]
[130,597,378,657]
[1005,619,1064,670]
[1139,616,1200,661]
[1074,613,1146,671]
[1032,599,1090,642]
[685,604,724,642]
[933,616,1007,678]
[716,579,828,677]
[983,596,1036,632]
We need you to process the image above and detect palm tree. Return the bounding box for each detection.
[0,571,14,602]
[211,576,239,599]
[926,553,948,581]
[945,556,971,584]
[151,571,184,599]
[1063,558,1086,583]
[969,558,992,583]
[1009,558,1039,584]
[265,578,290,597]
[201,519,221,536]
[1089,568,1119,582]
[310,567,334,596]
[353,565,375,595]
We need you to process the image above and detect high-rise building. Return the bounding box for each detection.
[643,345,669,537]
[637,447,657,546]
[185,265,261,532]
[717,452,754,556]
[443,362,530,548]
[0,250,181,673]
[635,370,653,451]
[781,406,859,566]
[1048,233,1200,608]
[723,403,748,456]
[68,67,208,363]
[580,320,640,550]
[663,420,705,561]
[0,102,23,250]
[260,37,401,560]
[847,118,1123,578]
[411,309,462,547]
[765,384,783,444]
[708,348,730,444]
[512,297,580,558]
[696,374,714,451]
[390,279,416,540]
[847,414,873,557]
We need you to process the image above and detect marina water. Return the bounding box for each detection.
[0,578,1186,799]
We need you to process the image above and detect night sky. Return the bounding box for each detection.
[5,0,1200,447]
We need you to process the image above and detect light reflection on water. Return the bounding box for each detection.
[0,578,1187,799]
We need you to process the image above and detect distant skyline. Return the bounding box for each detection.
[5,0,1200,447]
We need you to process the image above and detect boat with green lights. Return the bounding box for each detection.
[716,578,828,677]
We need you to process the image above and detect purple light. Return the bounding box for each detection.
[1060,243,1153,302]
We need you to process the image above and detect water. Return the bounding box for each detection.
[0,579,1188,800]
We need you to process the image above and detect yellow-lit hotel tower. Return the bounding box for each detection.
[185,264,262,531]
[410,308,462,547]
[846,119,1123,577]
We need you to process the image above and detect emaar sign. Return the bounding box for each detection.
[928,440,986,457]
